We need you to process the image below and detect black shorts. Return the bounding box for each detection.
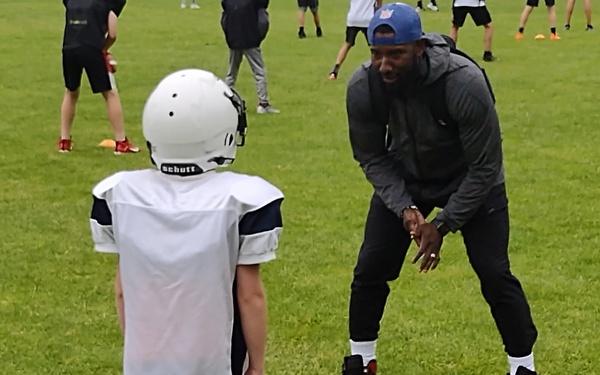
[452,6,492,27]
[346,27,368,46]
[526,0,555,6]
[62,46,114,94]
[298,0,318,11]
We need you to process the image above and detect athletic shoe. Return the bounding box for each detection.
[114,138,140,154]
[257,105,280,114]
[483,52,496,62]
[58,138,73,153]
[342,355,377,375]
[427,2,439,11]
[507,365,537,375]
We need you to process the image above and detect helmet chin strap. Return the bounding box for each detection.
[146,141,157,166]
[225,88,248,147]
[208,156,234,165]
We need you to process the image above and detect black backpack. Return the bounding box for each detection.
[368,34,496,131]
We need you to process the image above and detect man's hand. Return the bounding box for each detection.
[411,222,443,273]
[402,207,426,245]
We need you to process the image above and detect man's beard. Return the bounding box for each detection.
[382,55,422,97]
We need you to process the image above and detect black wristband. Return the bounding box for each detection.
[432,219,450,237]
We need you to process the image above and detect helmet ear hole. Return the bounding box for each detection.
[169,111,174,117]
[224,133,235,146]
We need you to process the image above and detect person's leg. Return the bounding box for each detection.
[83,46,138,152]
[483,22,494,59]
[517,3,536,37]
[312,6,322,36]
[312,10,322,27]
[547,3,559,37]
[101,89,126,142]
[60,89,79,144]
[450,7,468,43]
[449,24,460,43]
[329,27,358,79]
[471,6,495,61]
[298,4,307,38]
[461,184,538,375]
[565,0,576,28]
[244,48,279,113]
[584,0,593,28]
[59,48,83,150]
[348,194,433,367]
[224,49,243,88]
[329,43,351,79]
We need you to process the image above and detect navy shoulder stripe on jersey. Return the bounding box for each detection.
[239,198,283,235]
[91,196,112,226]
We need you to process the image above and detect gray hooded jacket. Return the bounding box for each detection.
[346,33,505,233]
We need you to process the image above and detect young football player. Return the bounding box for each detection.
[89,69,284,375]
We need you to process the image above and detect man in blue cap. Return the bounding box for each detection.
[341,3,539,375]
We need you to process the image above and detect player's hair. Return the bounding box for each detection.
[374,24,395,34]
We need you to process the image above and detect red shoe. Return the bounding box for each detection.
[114,138,140,154]
[365,360,377,375]
[58,138,73,153]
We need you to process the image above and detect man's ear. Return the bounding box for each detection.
[414,39,426,57]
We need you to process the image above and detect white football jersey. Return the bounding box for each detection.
[89,169,284,375]
[347,0,376,27]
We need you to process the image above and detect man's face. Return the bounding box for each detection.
[370,33,425,85]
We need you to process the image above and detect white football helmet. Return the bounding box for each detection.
[142,69,247,176]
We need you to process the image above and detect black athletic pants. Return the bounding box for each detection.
[349,183,538,357]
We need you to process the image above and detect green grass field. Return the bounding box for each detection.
[1,0,599,374]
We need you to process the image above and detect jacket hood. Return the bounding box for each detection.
[418,33,452,86]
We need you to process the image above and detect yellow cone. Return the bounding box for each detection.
[535,34,546,40]
[99,139,116,148]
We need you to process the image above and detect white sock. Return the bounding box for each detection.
[350,340,377,366]
[508,353,535,375]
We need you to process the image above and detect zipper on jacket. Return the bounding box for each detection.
[401,98,424,181]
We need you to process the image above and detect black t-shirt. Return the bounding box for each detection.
[62,0,126,50]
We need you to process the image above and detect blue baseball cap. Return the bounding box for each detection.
[367,2,423,45]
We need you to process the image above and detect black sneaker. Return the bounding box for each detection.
[564,23,571,30]
[507,365,537,375]
[483,52,496,62]
[342,355,377,375]
[298,29,306,38]
[587,24,594,31]
[316,27,323,37]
